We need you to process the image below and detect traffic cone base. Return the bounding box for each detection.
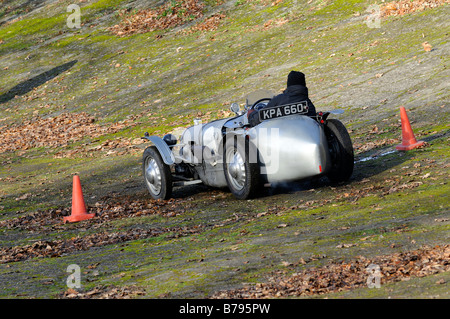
[63,212,95,223]
[63,175,95,223]
[396,140,424,151]
[395,106,424,151]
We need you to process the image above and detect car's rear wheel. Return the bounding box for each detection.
[223,137,260,199]
[143,146,172,200]
[325,119,354,183]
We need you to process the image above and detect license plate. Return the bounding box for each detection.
[259,101,309,121]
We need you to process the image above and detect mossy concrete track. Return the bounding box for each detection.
[0,0,448,298]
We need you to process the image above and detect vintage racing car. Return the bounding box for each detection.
[141,90,354,200]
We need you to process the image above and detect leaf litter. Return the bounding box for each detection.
[109,0,206,36]
[0,225,202,264]
[211,244,449,298]
[0,112,135,154]
[380,0,449,17]
[0,195,202,264]
[60,285,147,299]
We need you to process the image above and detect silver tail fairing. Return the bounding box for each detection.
[247,115,331,183]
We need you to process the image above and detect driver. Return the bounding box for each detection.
[248,71,317,126]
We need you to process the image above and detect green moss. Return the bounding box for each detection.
[0,0,449,298]
[314,0,368,15]
[82,0,130,11]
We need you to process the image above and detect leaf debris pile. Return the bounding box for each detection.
[353,138,401,154]
[53,135,145,158]
[109,0,205,36]
[61,285,147,299]
[0,225,202,264]
[0,113,132,154]
[380,0,449,17]
[0,194,202,264]
[351,124,402,154]
[211,245,449,298]
[0,196,189,232]
[185,13,226,33]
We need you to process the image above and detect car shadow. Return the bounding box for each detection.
[0,60,77,104]
[257,130,449,199]
[259,148,411,198]
[149,145,414,201]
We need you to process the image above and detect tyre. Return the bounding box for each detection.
[325,119,354,183]
[223,136,260,200]
[142,146,172,200]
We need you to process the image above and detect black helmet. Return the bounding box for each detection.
[287,71,306,87]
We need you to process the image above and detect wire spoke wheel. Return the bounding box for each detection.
[223,136,260,199]
[142,146,172,200]
[145,157,162,195]
[225,147,247,191]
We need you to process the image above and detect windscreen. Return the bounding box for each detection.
[245,89,274,108]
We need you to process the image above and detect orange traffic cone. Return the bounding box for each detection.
[395,107,424,151]
[63,175,95,223]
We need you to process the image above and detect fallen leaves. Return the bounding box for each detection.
[15,193,32,201]
[0,113,133,154]
[0,223,202,264]
[422,41,433,52]
[61,285,146,299]
[211,245,450,298]
[351,123,406,155]
[336,243,357,248]
[380,0,449,17]
[387,180,423,194]
[0,195,188,232]
[0,194,203,264]
[53,136,145,159]
[109,0,205,36]
[248,17,289,32]
[262,17,289,30]
[186,13,226,33]
[354,138,400,154]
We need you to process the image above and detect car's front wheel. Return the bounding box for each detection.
[223,137,260,199]
[325,119,354,183]
[143,146,172,200]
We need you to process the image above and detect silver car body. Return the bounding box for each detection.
[248,115,331,184]
[143,90,345,197]
[141,89,354,200]
[161,90,332,188]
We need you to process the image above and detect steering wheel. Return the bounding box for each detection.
[250,98,272,110]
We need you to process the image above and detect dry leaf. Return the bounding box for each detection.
[422,41,432,52]
[336,243,357,248]
[281,261,293,267]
